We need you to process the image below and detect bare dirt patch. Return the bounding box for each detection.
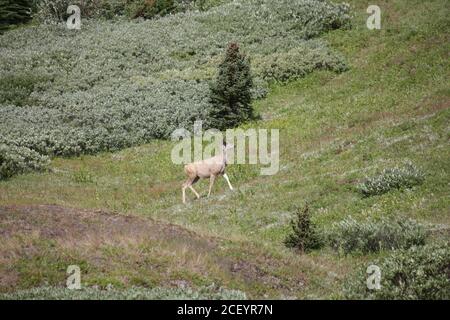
[0,205,306,297]
[0,204,216,251]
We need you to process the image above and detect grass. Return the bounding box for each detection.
[0,0,449,299]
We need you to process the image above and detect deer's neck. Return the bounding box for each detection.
[221,150,228,166]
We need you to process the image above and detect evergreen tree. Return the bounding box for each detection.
[0,0,34,32]
[284,204,323,253]
[209,42,254,130]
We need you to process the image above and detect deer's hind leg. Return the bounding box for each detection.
[189,176,200,199]
[207,175,216,197]
[182,176,200,203]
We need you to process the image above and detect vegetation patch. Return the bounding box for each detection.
[326,216,427,254]
[34,0,230,22]
[344,242,450,300]
[0,144,49,180]
[71,167,95,183]
[357,162,425,197]
[0,284,246,300]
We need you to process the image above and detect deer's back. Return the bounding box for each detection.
[186,155,225,178]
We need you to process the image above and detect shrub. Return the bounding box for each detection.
[250,77,269,100]
[344,242,450,300]
[254,40,348,82]
[284,204,323,252]
[193,0,229,11]
[327,216,427,254]
[0,72,48,106]
[125,0,176,19]
[0,0,34,32]
[209,42,254,130]
[33,0,218,22]
[35,0,84,23]
[357,162,425,197]
[35,0,129,22]
[0,143,49,180]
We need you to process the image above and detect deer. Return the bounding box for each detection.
[182,142,234,204]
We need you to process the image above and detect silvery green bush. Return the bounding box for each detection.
[344,242,450,300]
[254,41,348,82]
[0,0,351,179]
[0,143,49,179]
[327,216,427,254]
[34,0,83,23]
[0,285,247,300]
[33,0,223,23]
[357,162,425,197]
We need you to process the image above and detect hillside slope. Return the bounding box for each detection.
[0,0,449,299]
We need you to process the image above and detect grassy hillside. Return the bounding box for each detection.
[1,0,449,299]
[0,0,350,179]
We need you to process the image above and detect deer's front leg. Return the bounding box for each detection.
[207,175,216,197]
[189,185,200,199]
[223,173,233,191]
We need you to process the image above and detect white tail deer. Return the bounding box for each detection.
[182,142,234,204]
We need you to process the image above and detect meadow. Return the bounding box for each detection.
[0,0,349,179]
[0,0,449,299]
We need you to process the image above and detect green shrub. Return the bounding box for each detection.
[344,242,450,300]
[0,143,49,180]
[357,162,425,197]
[193,0,229,11]
[125,0,176,19]
[284,204,323,252]
[33,0,216,22]
[0,72,48,106]
[327,216,427,254]
[0,284,247,300]
[254,41,348,82]
[35,0,83,23]
[0,0,34,32]
[250,77,269,100]
[209,42,254,130]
